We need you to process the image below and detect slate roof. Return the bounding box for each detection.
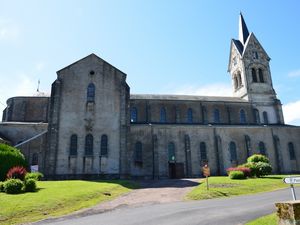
[130,94,247,102]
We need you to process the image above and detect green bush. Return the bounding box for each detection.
[247,154,269,163]
[229,171,245,179]
[25,172,43,181]
[24,178,37,192]
[0,181,4,192]
[0,144,27,181]
[244,154,272,177]
[3,179,24,194]
[256,162,272,177]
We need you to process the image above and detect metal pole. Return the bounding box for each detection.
[206,176,209,190]
[291,184,297,200]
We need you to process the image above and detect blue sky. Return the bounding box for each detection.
[1,1,300,124]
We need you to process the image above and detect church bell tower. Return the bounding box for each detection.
[228,13,284,124]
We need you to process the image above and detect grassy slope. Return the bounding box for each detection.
[186,175,288,200]
[245,213,277,225]
[0,180,137,225]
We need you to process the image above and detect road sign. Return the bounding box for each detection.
[202,165,210,177]
[283,177,300,184]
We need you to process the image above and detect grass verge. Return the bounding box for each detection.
[0,180,137,225]
[245,213,277,225]
[186,175,290,200]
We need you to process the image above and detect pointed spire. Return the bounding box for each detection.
[239,12,250,45]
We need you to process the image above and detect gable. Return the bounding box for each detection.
[242,33,270,61]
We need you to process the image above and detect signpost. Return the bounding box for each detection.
[202,164,210,190]
[283,176,300,200]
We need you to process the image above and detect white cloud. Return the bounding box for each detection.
[0,20,20,41]
[172,83,232,96]
[282,100,300,125]
[288,69,300,78]
[35,62,46,72]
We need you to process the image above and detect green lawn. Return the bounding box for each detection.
[186,175,289,200]
[245,213,277,225]
[0,180,137,225]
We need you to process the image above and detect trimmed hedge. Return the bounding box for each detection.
[227,167,251,177]
[229,171,245,179]
[247,154,269,163]
[24,178,37,192]
[0,144,27,181]
[3,179,24,194]
[25,172,43,181]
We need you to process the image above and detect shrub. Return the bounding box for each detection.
[229,171,245,179]
[3,179,24,194]
[7,166,27,181]
[247,154,269,163]
[0,144,27,181]
[243,162,258,177]
[256,162,272,177]
[0,181,4,192]
[25,172,43,181]
[227,167,251,177]
[24,178,37,192]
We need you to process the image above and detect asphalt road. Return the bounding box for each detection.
[36,187,298,225]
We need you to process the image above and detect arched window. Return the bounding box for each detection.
[134,141,143,163]
[234,76,238,90]
[160,107,166,123]
[32,153,38,165]
[200,142,207,161]
[87,83,95,103]
[240,109,246,124]
[101,134,108,156]
[263,111,269,124]
[237,72,242,87]
[168,142,175,162]
[187,108,193,123]
[259,69,264,83]
[85,134,93,155]
[214,109,220,123]
[70,134,78,156]
[253,109,260,124]
[259,141,266,155]
[252,68,257,82]
[229,141,237,161]
[131,107,138,122]
[288,142,296,160]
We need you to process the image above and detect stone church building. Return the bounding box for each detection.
[1,14,299,179]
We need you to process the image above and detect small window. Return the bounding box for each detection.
[253,109,260,124]
[134,141,143,163]
[101,135,108,156]
[131,107,138,122]
[229,142,237,161]
[200,142,207,161]
[288,142,296,160]
[89,70,95,75]
[160,107,166,123]
[237,72,242,87]
[87,83,95,103]
[252,68,257,82]
[85,134,93,155]
[263,111,269,124]
[259,69,264,83]
[168,142,175,162]
[234,76,238,90]
[70,134,78,156]
[214,109,220,123]
[32,153,38,165]
[259,142,266,155]
[187,108,193,123]
[240,109,246,124]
